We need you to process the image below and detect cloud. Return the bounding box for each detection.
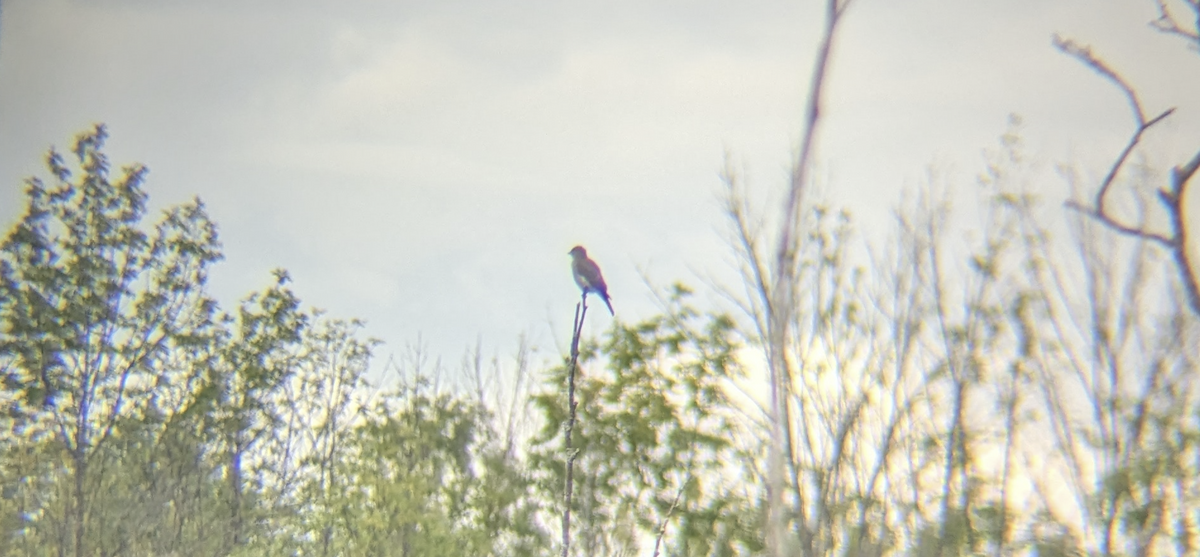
[4,0,1198,361]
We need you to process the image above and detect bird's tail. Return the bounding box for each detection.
[602,294,614,315]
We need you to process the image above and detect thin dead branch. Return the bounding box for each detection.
[766,1,855,555]
[1150,0,1200,48]
[561,295,588,557]
[651,476,690,557]
[1052,36,1153,126]
[1053,34,1200,317]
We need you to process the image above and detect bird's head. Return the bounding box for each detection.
[568,245,587,257]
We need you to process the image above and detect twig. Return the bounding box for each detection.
[1164,148,1200,317]
[1052,36,1151,125]
[1150,0,1200,48]
[1054,33,1200,317]
[1052,36,1177,213]
[561,293,588,557]
[651,476,691,557]
[1064,201,1173,248]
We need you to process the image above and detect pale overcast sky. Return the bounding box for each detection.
[2,0,1198,368]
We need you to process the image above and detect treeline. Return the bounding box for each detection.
[3,112,1198,557]
[0,126,758,556]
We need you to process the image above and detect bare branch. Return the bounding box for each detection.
[561,296,587,557]
[777,0,848,267]
[1052,35,1150,125]
[1093,108,1174,214]
[651,476,690,557]
[1063,201,1174,248]
[1172,147,1200,196]
[1046,33,1200,316]
[1052,33,1200,316]
[1165,147,1200,317]
[765,1,856,553]
[1150,0,1200,48]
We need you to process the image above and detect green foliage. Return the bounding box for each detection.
[0,125,547,557]
[4,118,1197,557]
[304,374,546,557]
[0,124,223,556]
[531,288,759,556]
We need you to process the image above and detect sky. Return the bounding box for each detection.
[2,0,1198,375]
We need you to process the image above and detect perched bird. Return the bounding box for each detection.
[568,245,614,315]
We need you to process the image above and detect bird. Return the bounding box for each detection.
[568,245,614,315]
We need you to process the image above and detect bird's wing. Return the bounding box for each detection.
[576,258,607,290]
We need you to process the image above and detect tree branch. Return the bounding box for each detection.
[1055,33,1200,317]
[1150,0,1200,48]
[561,294,587,557]
[767,2,855,555]
[1165,147,1200,317]
[1063,201,1174,248]
[651,475,690,557]
[1052,36,1150,126]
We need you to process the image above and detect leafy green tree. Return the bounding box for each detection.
[312,363,546,557]
[248,314,378,556]
[207,271,307,554]
[532,288,760,557]
[0,124,222,557]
